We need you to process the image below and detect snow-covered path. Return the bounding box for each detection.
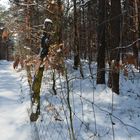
[0,61,31,140]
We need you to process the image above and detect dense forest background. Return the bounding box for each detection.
[0,0,140,140]
[0,0,139,94]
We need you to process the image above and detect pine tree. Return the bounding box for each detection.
[108,0,121,94]
[97,0,106,84]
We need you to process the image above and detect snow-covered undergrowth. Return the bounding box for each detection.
[27,60,140,140]
[7,59,139,140]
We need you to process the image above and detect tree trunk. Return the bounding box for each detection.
[97,0,106,84]
[108,0,121,94]
[138,0,140,70]
[57,0,63,44]
[133,0,139,68]
[73,0,80,70]
[30,66,44,122]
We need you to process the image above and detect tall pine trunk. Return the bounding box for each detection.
[57,0,63,44]
[133,0,139,68]
[108,0,121,94]
[138,0,140,70]
[97,0,106,84]
[73,0,80,70]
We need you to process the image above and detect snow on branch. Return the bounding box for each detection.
[112,38,140,51]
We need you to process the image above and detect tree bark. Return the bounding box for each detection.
[133,0,139,68]
[73,0,80,70]
[57,0,63,44]
[108,0,121,94]
[97,0,106,84]
[30,66,44,122]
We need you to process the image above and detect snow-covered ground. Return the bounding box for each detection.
[0,60,140,140]
[0,60,31,140]
[35,60,140,140]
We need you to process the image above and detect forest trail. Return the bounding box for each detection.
[0,60,31,140]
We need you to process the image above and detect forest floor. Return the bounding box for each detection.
[0,60,140,140]
[0,60,31,140]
